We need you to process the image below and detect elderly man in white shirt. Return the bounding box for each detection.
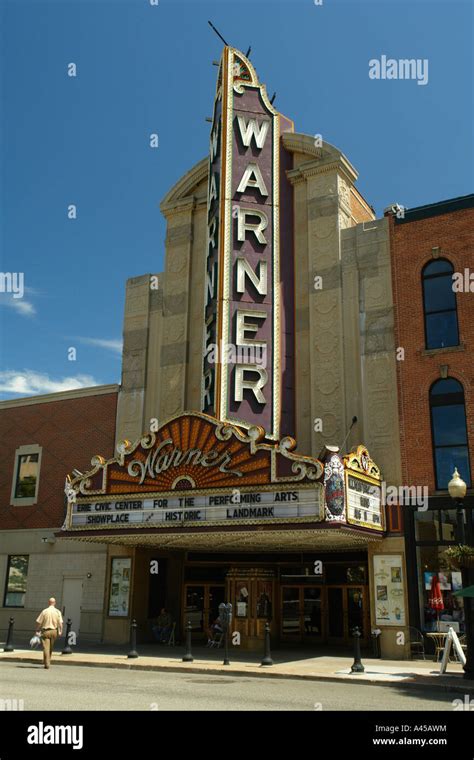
[35,597,63,669]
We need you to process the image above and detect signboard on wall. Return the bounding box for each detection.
[373,554,406,626]
[108,557,131,617]
[202,47,294,440]
[346,474,383,530]
[344,445,384,531]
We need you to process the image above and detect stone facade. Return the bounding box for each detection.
[117,134,402,490]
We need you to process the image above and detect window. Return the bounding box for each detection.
[430,378,471,490]
[10,444,42,506]
[3,555,29,607]
[15,454,39,497]
[422,259,459,349]
[416,546,464,632]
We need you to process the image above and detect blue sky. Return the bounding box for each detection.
[0,0,472,399]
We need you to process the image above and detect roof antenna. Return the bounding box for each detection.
[208,20,229,46]
[270,91,276,104]
[245,46,251,58]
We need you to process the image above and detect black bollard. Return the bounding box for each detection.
[62,618,73,655]
[261,622,273,666]
[4,617,14,653]
[350,626,365,673]
[182,620,194,662]
[223,624,230,666]
[127,619,139,659]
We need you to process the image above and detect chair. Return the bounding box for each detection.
[408,627,426,660]
[430,632,448,662]
[166,622,176,646]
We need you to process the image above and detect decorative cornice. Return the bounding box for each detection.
[160,157,208,214]
[287,157,358,187]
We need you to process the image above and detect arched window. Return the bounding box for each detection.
[430,378,471,489]
[422,259,459,349]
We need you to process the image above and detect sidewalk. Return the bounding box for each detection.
[1,640,472,694]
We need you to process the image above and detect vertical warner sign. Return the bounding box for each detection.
[202,47,294,440]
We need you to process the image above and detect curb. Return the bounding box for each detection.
[2,653,473,695]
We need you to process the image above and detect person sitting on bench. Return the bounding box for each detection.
[152,608,173,643]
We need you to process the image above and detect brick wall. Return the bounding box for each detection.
[0,391,118,530]
[388,205,474,491]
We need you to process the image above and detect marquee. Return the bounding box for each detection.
[62,413,384,536]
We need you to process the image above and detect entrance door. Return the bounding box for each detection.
[327,586,368,645]
[184,584,225,639]
[62,578,83,637]
[281,586,324,642]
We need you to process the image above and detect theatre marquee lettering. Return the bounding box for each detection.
[201,47,294,440]
[127,438,243,485]
[70,488,324,528]
[346,473,383,530]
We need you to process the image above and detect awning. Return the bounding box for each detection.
[57,522,382,552]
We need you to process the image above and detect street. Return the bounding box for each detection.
[0,662,464,711]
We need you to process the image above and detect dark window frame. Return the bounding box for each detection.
[14,453,39,499]
[3,555,29,608]
[422,259,459,350]
[429,377,471,490]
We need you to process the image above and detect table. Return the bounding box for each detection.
[426,631,455,662]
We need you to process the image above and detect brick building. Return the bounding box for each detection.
[388,195,474,638]
[0,386,118,641]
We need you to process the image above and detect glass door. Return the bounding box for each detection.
[184,584,225,640]
[282,587,301,637]
[347,587,364,635]
[184,585,205,634]
[281,586,324,641]
[207,585,225,629]
[302,588,323,640]
[327,586,368,644]
[327,587,345,640]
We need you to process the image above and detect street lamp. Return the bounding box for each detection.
[448,468,474,680]
[448,468,467,544]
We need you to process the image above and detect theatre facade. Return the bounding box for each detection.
[60,47,407,657]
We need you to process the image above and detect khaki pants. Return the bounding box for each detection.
[41,629,58,668]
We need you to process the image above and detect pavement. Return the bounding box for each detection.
[1,639,472,694]
[0,661,461,711]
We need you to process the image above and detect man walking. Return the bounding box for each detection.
[35,597,63,669]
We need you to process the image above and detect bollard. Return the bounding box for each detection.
[350,626,365,673]
[127,619,139,659]
[261,622,273,666]
[4,617,14,653]
[222,625,230,666]
[182,620,194,662]
[62,618,73,655]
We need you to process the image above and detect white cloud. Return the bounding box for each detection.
[76,337,123,355]
[0,293,36,316]
[0,370,100,396]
